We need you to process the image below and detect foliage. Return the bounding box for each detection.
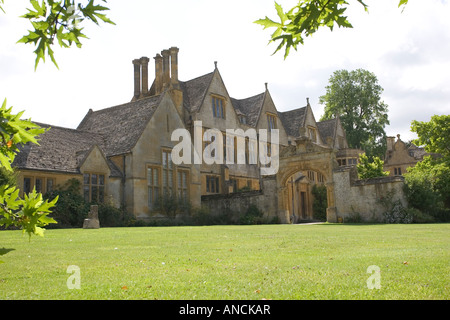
[0,186,58,237]
[319,69,389,158]
[404,115,450,222]
[97,202,127,227]
[0,99,46,171]
[44,178,88,228]
[0,166,18,188]
[411,115,450,163]
[239,204,264,225]
[403,157,450,222]
[356,153,389,179]
[378,191,410,224]
[154,193,191,219]
[255,0,408,58]
[311,184,327,221]
[0,99,57,247]
[1,0,114,70]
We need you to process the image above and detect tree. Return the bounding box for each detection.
[319,69,389,158]
[356,153,389,179]
[411,115,450,163]
[404,115,450,214]
[1,0,114,70]
[255,0,408,58]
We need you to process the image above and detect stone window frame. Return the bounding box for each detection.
[267,112,277,131]
[162,149,174,196]
[211,95,226,119]
[177,168,190,203]
[23,176,55,195]
[147,166,161,210]
[83,172,106,203]
[206,175,220,194]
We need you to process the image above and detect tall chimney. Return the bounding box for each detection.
[161,49,170,89]
[169,47,179,87]
[154,54,163,95]
[140,57,150,97]
[132,59,141,100]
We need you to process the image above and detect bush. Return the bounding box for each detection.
[239,204,264,225]
[312,184,327,221]
[98,202,128,227]
[44,179,89,228]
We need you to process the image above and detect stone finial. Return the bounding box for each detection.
[214,61,218,69]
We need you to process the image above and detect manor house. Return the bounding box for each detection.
[14,47,368,223]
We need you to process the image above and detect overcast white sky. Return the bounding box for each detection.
[1,0,449,142]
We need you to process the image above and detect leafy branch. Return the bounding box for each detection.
[4,0,115,70]
[255,0,408,59]
[0,99,58,256]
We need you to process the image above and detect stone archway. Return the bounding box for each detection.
[277,140,338,223]
[284,169,326,223]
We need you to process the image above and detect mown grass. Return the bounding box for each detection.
[0,223,448,300]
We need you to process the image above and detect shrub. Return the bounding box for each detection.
[44,179,89,228]
[239,204,264,225]
[357,153,390,179]
[311,184,327,221]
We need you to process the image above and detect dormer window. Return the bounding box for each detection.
[212,96,225,119]
[239,115,247,124]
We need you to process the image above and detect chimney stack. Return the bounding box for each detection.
[161,49,170,89]
[169,47,179,87]
[140,57,150,96]
[154,54,163,95]
[132,59,141,100]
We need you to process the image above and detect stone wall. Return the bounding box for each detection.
[201,177,278,221]
[333,166,407,222]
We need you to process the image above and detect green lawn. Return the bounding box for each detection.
[0,223,448,300]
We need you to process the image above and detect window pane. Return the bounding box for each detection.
[168,152,172,169]
[24,178,31,194]
[84,186,90,202]
[84,174,90,185]
[99,175,105,185]
[92,174,98,185]
[35,178,42,193]
[154,169,158,186]
[163,152,167,168]
[47,179,54,192]
[147,168,153,185]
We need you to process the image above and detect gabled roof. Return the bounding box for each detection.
[231,92,265,127]
[179,72,214,113]
[278,107,307,138]
[14,123,106,174]
[77,94,163,156]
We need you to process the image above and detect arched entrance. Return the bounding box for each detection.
[285,170,327,223]
[277,140,338,223]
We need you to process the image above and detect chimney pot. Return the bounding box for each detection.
[140,57,150,97]
[154,54,163,95]
[132,59,141,100]
[169,47,179,87]
[161,49,170,89]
